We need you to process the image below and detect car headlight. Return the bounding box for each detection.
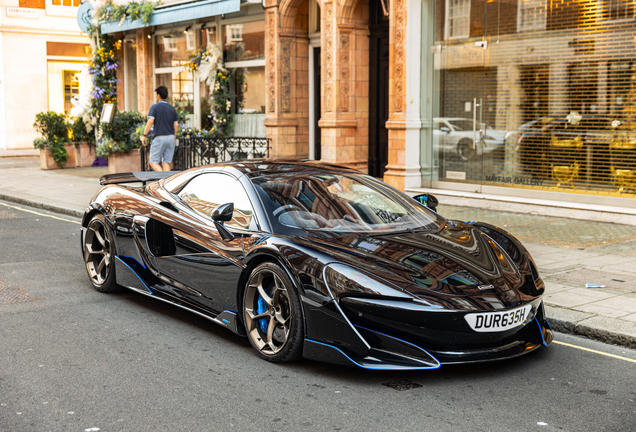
[324,263,413,300]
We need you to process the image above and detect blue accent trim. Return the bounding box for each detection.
[535,317,551,347]
[100,0,241,34]
[353,325,441,367]
[119,255,146,270]
[226,310,238,315]
[305,339,441,371]
[115,256,153,294]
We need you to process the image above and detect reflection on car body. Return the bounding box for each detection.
[80,161,552,370]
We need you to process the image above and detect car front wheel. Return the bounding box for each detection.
[243,262,303,362]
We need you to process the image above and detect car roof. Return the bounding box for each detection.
[189,159,361,178]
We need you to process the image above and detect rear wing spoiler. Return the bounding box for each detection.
[99,171,181,186]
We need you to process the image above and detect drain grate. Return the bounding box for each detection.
[382,379,423,391]
[0,281,40,305]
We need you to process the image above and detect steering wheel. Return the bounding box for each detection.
[272,204,304,217]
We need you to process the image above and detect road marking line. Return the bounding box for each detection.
[0,202,81,225]
[554,340,636,364]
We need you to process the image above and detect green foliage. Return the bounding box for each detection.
[176,108,189,125]
[69,117,95,145]
[33,111,69,167]
[99,0,160,27]
[97,110,145,157]
[211,71,234,139]
[33,111,68,142]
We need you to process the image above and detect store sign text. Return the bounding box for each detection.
[485,175,544,186]
[7,7,39,18]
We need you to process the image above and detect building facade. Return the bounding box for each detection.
[418,0,636,208]
[97,0,635,209]
[0,0,90,151]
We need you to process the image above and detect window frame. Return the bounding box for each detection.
[172,171,261,232]
[517,0,547,32]
[45,0,80,17]
[445,0,471,40]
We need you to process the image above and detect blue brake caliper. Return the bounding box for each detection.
[257,294,268,333]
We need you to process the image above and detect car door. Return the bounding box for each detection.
[146,172,255,314]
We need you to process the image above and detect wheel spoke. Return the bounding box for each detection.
[257,284,273,307]
[274,311,289,326]
[246,308,269,321]
[94,230,106,248]
[97,256,106,274]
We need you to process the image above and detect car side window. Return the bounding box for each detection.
[177,173,257,230]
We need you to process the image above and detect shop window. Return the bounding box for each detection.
[223,21,265,62]
[230,66,266,137]
[445,0,470,40]
[517,0,547,31]
[47,61,85,114]
[602,0,635,21]
[156,71,194,126]
[46,0,80,17]
[156,33,190,68]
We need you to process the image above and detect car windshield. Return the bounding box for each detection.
[446,120,473,131]
[252,173,443,236]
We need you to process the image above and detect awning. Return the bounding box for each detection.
[100,0,241,34]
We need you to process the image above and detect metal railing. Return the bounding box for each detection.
[141,137,270,171]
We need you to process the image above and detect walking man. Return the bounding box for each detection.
[140,86,179,171]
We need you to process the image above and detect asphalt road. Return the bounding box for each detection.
[1,200,635,432]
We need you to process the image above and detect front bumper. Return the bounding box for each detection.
[301,295,552,370]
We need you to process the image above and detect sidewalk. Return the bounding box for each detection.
[1,157,635,348]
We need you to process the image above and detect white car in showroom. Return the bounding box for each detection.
[434,118,510,160]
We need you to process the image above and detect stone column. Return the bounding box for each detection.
[263,1,310,158]
[317,0,368,172]
[383,0,408,189]
[136,28,153,115]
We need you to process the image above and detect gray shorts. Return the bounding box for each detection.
[149,135,175,164]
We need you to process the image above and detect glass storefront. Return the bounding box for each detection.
[431,0,636,198]
[145,3,266,136]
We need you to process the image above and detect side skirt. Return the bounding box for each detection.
[115,255,245,336]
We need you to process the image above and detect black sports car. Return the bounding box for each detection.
[81,160,552,370]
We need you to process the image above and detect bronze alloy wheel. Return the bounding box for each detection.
[243,262,303,362]
[83,214,119,292]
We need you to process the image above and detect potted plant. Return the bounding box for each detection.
[68,116,96,167]
[33,111,75,169]
[96,110,146,174]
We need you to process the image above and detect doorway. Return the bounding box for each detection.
[368,0,389,177]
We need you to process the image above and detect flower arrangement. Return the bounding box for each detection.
[185,47,211,74]
[95,111,146,158]
[184,45,234,139]
[97,0,160,27]
[211,71,234,139]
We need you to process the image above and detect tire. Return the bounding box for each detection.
[83,214,120,293]
[457,139,475,161]
[242,262,304,362]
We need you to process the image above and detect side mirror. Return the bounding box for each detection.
[440,126,451,133]
[413,193,439,211]
[212,203,235,242]
[212,203,234,222]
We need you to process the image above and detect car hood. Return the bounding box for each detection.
[300,223,527,298]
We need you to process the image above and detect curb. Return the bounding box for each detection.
[546,305,636,350]
[0,194,83,219]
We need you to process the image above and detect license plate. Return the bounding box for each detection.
[464,305,532,333]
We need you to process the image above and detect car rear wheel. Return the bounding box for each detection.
[83,214,120,293]
[243,262,303,362]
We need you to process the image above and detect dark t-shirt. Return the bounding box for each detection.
[148,101,178,137]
